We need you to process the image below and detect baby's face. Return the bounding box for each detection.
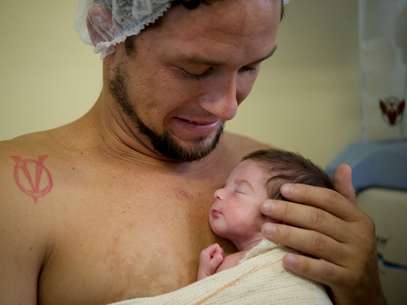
[209,160,269,244]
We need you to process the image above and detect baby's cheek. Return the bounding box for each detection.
[230,210,248,224]
[236,215,259,232]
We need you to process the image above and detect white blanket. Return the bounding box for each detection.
[110,240,333,305]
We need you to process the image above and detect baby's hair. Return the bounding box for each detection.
[242,149,334,200]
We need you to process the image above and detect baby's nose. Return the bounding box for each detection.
[214,188,224,200]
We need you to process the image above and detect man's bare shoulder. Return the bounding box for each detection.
[1,129,59,154]
[222,131,272,159]
[0,132,57,241]
[0,127,82,172]
[0,132,53,187]
[0,134,54,304]
[0,132,54,217]
[0,134,44,179]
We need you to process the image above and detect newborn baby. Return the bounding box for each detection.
[197,148,334,280]
[109,148,334,305]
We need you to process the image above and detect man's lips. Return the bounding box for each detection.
[176,117,220,126]
[171,117,221,140]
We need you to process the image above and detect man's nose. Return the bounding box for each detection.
[199,75,238,121]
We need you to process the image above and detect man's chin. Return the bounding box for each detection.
[167,130,223,161]
[136,112,224,162]
[174,131,218,149]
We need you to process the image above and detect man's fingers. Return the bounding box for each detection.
[261,200,348,242]
[282,253,347,288]
[279,184,360,221]
[261,223,348,265]
[333,163,356,203]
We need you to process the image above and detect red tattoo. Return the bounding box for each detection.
[12,155,53,203]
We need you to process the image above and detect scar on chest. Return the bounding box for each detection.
[174,187,195,201]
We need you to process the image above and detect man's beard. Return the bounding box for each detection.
[109,66,224,162]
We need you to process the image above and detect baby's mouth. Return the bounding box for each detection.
[211,209,222,219]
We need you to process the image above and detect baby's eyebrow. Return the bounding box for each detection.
[235,179,254,191]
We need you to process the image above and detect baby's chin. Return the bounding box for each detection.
[215,231,259,247]
[209,227,234,243]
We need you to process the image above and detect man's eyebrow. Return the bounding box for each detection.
[248,45,278,66]
[179,45,278,66]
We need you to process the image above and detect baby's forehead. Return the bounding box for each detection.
[234,159,266,173]
[229,160,269,182]
[233,159,287,196]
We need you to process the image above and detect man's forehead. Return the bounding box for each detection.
[162,0,281,34]
[151,0,280,61]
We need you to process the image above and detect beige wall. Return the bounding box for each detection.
[0,0,360,167]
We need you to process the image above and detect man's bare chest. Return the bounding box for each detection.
[38,173,222,305]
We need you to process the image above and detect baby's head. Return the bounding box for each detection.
[242,148,334,199]
[209,148,334,250]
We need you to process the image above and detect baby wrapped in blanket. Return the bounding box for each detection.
[111,148,334,305]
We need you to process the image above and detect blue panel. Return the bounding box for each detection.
[326,140,407,193]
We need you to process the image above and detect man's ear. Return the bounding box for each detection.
[86,4,113,47]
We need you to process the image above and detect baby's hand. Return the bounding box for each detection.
[197,243,224,280]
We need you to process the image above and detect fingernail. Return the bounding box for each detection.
[262,200,275,213]
[263,223,277,236]
[281,183,294,195]
[284,254,298,267]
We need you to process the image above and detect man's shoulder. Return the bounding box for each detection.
[0,131,53,206]
[0,131,61,217]
[0,128,72,166]
[222,131,272,158]
[1,133,48,175]
[0,131,55,157]
[0,132,55,233]
[0,135,52,302]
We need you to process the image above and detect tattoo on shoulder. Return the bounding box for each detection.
[11,155,53,203]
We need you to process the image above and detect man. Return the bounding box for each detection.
[0,0,385,304]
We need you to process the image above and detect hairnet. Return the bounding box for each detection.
[75,0,289,58]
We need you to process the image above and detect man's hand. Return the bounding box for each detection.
[197,243,224,280]
[260,164,386,305]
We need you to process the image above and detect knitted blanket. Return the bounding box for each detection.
[110,240,333,305]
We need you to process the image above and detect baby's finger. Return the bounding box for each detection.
[215,244,224,256]
[200,244,218,259]
[209,254,224,270]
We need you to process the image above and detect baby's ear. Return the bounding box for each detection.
[86,4,113,47]
[272,191,286,201]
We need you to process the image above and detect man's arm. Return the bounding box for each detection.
[0,147,49,305]
[260,164,386,305]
